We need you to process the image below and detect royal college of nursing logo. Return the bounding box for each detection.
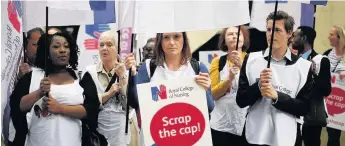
[151,84,167,102]
[7,1,22,33]
[208,53,218,64]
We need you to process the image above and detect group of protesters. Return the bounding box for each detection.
[6,10,345,146]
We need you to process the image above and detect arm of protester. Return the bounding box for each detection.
[79,71,101,129]
[199,62,215,112]
[210,57,231,100]
[315,57,332,97]
[236,54,262,108]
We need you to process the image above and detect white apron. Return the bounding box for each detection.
[86,65,130,146]
[245,52,311,146]
[210,61,248,136]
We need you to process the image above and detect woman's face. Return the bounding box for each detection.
[49,36,70,67]
[98,35,116,62]
[161,32,184,57]
[329,27,339,47]
[225,27,244,52]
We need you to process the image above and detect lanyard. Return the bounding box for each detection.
[332,59,342,73]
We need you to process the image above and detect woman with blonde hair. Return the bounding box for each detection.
[84,30,137,146]
[323,25,345,146]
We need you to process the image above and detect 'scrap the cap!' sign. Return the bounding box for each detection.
[325,73,345,131]
[136,77,212,146]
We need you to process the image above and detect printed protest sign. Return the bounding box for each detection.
[136,77,212,146]
[199,51,227,70]
[325,73,345,131]
[1,1,23,141]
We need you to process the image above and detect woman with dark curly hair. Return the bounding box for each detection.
[9,32,102,146]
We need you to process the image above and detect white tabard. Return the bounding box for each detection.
[245,51,311,146]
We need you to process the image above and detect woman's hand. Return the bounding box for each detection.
[125,53,137,76]
[229,50,242,68]
[114,61,126,79]
[42,94,62,114]
[195,72,211,90]
[339,71,345,80]
[228,66,239,81]
[39,77,51,97]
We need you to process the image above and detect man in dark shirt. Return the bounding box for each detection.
[291,26,331,146]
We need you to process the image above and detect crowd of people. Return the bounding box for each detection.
[6,10,345,146]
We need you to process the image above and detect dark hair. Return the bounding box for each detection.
[297,26,316,45]
[24,27,44,52]
[147,38,155,44]
[27,27,44,40]
[218,25,250,52]
[266,10,295,33]
[154,32,191,66]
[143,38,156,50]
[35,32,79,73]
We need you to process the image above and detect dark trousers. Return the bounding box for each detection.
[295,123,323,146]
[211,128,247,146]
[302,125,322,146]
[327,127,342,146]
[295,123,302,146]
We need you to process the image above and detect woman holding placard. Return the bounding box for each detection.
[133,32,215,145]
[209,26,250,146]
[324,25,345,146]
[84,30,138,146]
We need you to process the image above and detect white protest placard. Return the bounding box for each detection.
[325,73,345,131]
[22,1,116,32]
[1,0,23,140]
[134,1,250,33]
[199,51,227,70]
[136,77,212,146]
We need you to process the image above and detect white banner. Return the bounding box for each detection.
[325,73,345,131]
[117,1,135,30]
[198,51,227,70]
[134,1,250,33]
[22,1,94,32]
[250,1,302,31]
[22,1,116,32]
[1,0,23,140]
[136,77,212,146]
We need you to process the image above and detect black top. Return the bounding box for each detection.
[303,50,331,126]
[309,50,331,98]
[9,70,100,146]
[236,51,313,117]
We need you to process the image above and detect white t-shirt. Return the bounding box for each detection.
[26,69,83,146]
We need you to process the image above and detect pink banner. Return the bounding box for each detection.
[325,73,345,131]
[119,27,133,60]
